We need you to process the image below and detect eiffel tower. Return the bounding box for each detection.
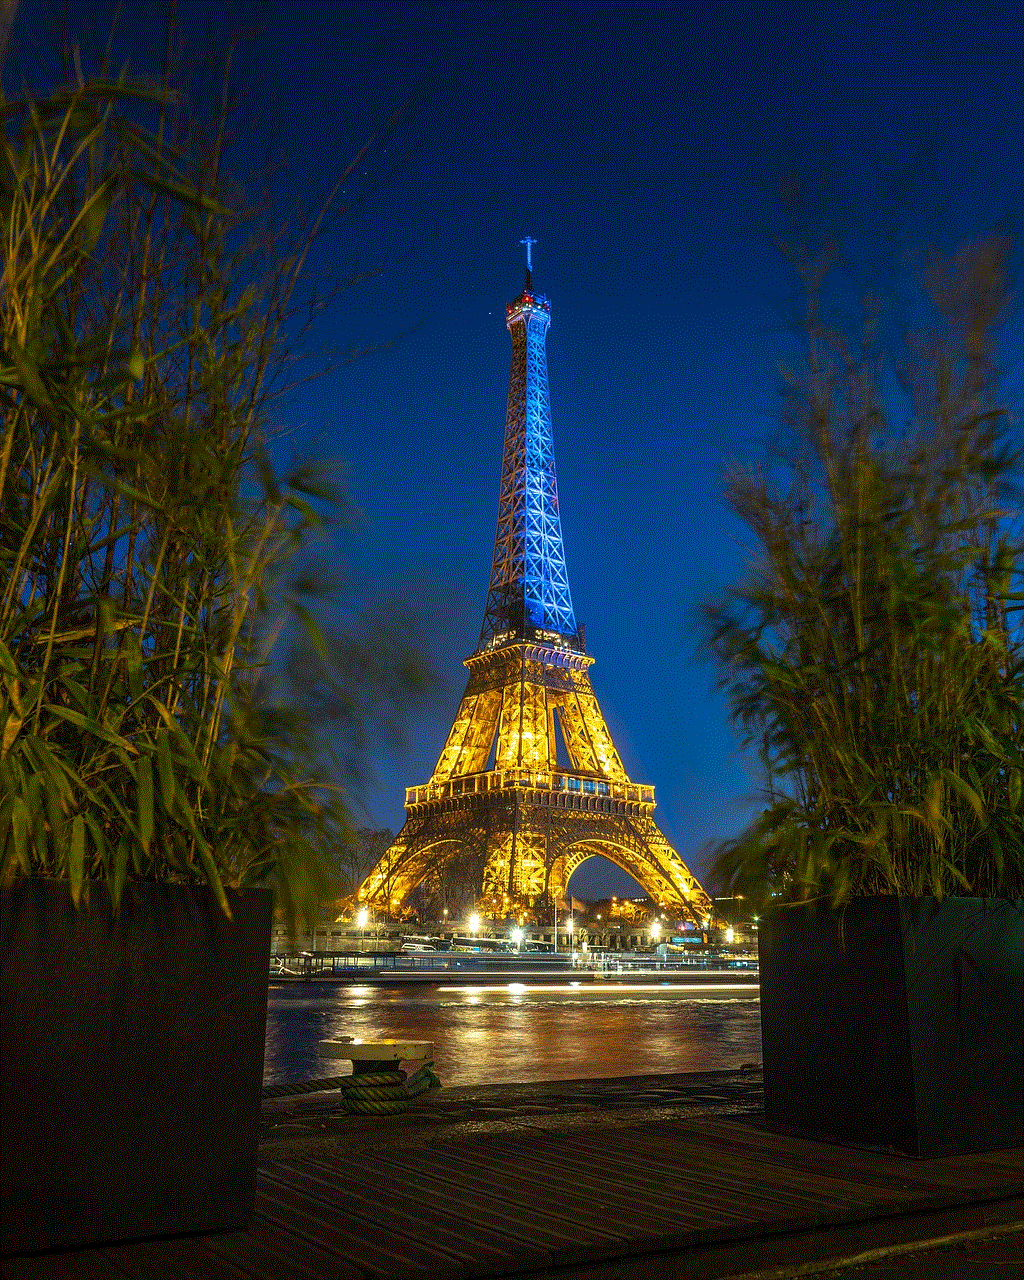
[360,243,711,925]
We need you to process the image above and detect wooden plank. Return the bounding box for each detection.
[690,1118,1024,1197]
[400,1144,748,1236]
[616,1126,890,1212]
[262,1159,551,1275]
[706,1115,1016,1178]
[325,1149,644,1258]
[375,1143,633,1262]
[0,1250,127,1280]
[445,1120,851,1224]
[201,1214,363,1280]
[623,1118,909,1193]
[547,1136,846,1229]
[255,1171,469,1279]
[503,1139,760,1232]
[626,1123,982,1227]
[428,1138,764,1259]
[430,1144,649,1248]
[98,1235,254,1280]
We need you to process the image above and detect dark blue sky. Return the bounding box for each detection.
[8,1,1022,897]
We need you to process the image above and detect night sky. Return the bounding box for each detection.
[7,1,1023,898]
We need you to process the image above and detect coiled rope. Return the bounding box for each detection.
[262,1062,441,1116]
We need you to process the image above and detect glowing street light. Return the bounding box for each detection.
[356,907,369,929]
[511,927,524,951]
[651,921,661,941]
[469,913,480,935]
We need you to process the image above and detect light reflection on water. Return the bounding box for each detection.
[263,983,762,1086]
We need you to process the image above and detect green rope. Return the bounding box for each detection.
[341,1097,408,1116]
[262,1061,441,1116]
[342,1084,408,1102]
[405,1064,442,1097]
[262,1075,349,1098]
[342,1070,407,1088]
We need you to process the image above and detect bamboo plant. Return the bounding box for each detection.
[708,230,1023,910]
[0,57,430,922]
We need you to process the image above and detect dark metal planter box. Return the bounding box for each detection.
[1,879,272,1254]
[757,896,1023,1158]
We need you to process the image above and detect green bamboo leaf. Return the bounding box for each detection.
[83,174,115,251]
[151,711,206,786]
[69,815,86,906]
[1008,769,1021,813]
[23,735,74,804]
[0,641,19,679]
[125,631,144,703]
[42,772,67,855]
[197,843,232,919]
[156,730,176,810]
[136,753,154,854]
[293,603,329,663]
[10,797,31,874]
[82,814,108,877]
[940,768,986,822]
[989,828,1005,881]
[112,834,130,911]
[8,343,52,408]
[127,167,230,214]
[1,711,24,758]
[0,797,12,878]
[47,706,138,754]
[23,770,45,863]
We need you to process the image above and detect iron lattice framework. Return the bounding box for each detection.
[479,287,581,652]
[360,258,712,924]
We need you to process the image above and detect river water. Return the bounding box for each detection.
[263,980,763,1086]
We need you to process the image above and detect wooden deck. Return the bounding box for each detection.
[2,1115,1021,1280]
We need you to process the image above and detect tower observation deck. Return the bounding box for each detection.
[359,245,712,925]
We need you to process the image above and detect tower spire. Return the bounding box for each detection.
[520,234,536,289]
[478,248,581,653]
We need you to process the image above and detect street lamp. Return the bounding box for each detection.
[469,913,480,936]
[511,927,523,952]
[651,920,661,942]
[356,907,368,929]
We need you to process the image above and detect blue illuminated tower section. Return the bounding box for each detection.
[479,255,581,653]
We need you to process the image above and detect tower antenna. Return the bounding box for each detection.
[519,235,537,287]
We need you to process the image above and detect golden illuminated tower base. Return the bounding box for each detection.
[359,641,712,924]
